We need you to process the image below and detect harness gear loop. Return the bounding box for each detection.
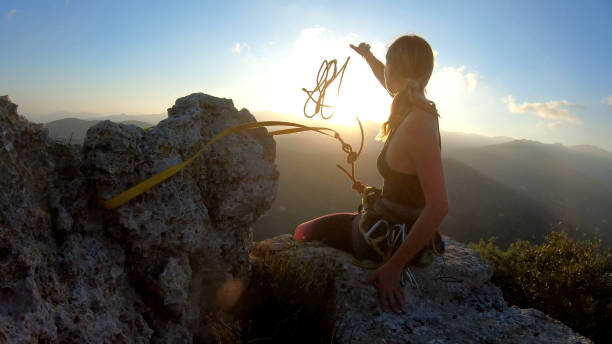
[352,185,444,288]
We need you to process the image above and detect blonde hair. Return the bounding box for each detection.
[376,34,439,142]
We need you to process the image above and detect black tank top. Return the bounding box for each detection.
[376,118,441,208]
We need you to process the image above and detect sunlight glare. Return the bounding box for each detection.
[262,28,390,128]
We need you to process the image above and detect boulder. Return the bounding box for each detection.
[249,234,592,343]
[0,93,279,343]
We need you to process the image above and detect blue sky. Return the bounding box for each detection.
[1,0,611,149]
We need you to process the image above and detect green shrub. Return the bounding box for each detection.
[470,231,611,342]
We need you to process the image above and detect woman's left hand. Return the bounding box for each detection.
[363,262,405,314]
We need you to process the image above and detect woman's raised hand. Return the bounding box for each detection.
[350,42,373,59]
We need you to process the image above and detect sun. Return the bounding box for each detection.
[263,56,391,129]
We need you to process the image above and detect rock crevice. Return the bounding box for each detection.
[0,93,278,343]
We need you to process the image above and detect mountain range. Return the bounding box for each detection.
[35,111,612,248]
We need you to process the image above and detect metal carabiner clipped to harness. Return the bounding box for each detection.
[400,267,420,289]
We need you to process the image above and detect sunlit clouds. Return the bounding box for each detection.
[426,62,482,133]
[255,27,390,126]
[429,66,478,93]
[502,95,581,126]
[607,95,612,108]
[232,42,248,54]
[237,27,485,131]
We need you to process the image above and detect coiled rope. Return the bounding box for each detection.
[301,57,365,192]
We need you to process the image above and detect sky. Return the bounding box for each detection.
[1,0,611,150]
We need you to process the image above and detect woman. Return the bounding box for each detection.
[293,35,448,314]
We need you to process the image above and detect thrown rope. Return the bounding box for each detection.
[302,57,350,119]
[301,56,365,193]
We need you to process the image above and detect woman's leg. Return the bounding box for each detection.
[294,212,357,254]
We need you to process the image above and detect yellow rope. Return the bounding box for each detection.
[99,120,354,210]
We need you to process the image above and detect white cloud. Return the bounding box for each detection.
[232,42,248,54]
[501,95,580,124]
[607,95,612,108]
[6,8,16,19]
[547,121,562,129]
[430,66,478,93]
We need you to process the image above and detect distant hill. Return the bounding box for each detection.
[441,158,559,246]
[440,131,514,152]
[25,111,167,124]
[451,140,612,243]
[91,113,166,124]
[253,146,561,247]
[569,144,612,159]
[251,118,611,247]
[252,110,515,153]
[45,118,153,144]
[43,111,611,247]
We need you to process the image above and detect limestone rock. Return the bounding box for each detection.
[0,93,279,343]
[0,95,153,343]
[250,234,592,343]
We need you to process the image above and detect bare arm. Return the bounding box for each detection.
[388,115,448,269]
[364,53,387,91]
[364,113,448,314]
[350,43,390,95]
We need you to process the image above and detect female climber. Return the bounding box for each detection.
[293,34,449,314]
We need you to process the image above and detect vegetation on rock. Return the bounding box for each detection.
[471,230,612,342]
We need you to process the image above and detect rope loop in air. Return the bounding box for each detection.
[300,55,365,192]
[302,57,350,119]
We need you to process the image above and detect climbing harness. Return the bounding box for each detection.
[352,186,445,289]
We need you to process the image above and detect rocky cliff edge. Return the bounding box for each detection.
[0,93,591,343]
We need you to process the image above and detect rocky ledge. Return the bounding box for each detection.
[0,93,278,343]
[0,92,592,343]
[249,234,591,343]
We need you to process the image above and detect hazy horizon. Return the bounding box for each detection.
[17,107,610,152]
[2,1,611,150]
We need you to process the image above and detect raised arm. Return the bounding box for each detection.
[350,43,390,96]
[363,111,448,314]
[387,114,448,269]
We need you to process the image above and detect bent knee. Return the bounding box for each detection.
[294,222,310,241]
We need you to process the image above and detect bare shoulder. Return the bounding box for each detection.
[399,108,439,146]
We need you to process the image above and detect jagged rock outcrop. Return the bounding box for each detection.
[0,94,278,343]
[249,234,592,343]
[0,92,592,343]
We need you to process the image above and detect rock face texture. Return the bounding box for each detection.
[0,92,592,343]
[0,94,278,343]
[250,235,592,344]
